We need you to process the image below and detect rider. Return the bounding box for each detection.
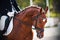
[0,0,20,35]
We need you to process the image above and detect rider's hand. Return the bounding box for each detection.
[7,12,14,17]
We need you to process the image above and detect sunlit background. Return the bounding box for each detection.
[16,0,60,40]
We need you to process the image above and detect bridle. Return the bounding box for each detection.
[32,12,44,33]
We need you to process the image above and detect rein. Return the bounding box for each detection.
[14,17,32,26]
[14,16,44,33]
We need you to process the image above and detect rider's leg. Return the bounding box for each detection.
[0,15,10,34]
[0,11,9,40]
[0,16,7,31]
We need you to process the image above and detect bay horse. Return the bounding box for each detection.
[0,6,48,40]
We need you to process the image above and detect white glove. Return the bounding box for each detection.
[7,12,14,17]
[15,11,20,14]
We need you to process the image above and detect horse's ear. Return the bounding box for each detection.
[45,6,48,14]
[40,7,42,13]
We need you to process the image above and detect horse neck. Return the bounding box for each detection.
[14,11,33,27]
[14,7,39,26]
[16,6,39,18]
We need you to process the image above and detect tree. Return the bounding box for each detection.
[16,0,30,9]
[33,0,46,9]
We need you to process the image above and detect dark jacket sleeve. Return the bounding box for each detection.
[11,0,20,11]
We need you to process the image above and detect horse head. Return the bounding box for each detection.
[32,7,48,39]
